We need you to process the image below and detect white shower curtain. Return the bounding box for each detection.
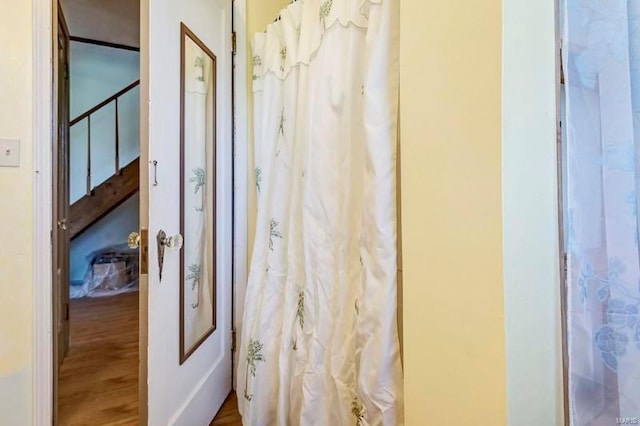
[564,0,640,423]
[237,0,403,424]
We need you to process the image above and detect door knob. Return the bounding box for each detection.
[57,218,68,230]
[157,231,183,250]
[156,230,183,281]
[128,232,141,249]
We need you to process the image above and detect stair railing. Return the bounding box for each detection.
[70,80,140,195]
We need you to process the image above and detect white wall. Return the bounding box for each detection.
[502,0,564,424]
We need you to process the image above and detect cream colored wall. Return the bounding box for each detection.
[502,0,564,424]
[0,1,34,424]
[400,0,506,424]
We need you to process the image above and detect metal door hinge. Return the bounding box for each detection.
[231,329,237,352]
[557,120,563,146]
[232,32,237,55]
[559,44,565,85]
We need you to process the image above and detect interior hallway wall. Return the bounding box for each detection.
[0,1,34,424]
[400,0,506,424]
[502,0,564,424]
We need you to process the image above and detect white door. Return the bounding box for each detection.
[141,0,233,424]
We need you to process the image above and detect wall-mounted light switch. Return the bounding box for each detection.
[0,139,20,167]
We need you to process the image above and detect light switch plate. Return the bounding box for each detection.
[0,138,20,167]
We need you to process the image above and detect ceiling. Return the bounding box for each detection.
[60,0,140,48]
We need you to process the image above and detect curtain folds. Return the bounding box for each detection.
[237,0,403,424]
[564,0,640,423]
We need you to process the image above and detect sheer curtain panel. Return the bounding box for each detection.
[564,0,640,423]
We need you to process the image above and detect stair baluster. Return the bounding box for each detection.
[70,79,140,193]
[86,115,91,195]
[115,97,120,175]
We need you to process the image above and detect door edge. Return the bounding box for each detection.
[231,0,248,392]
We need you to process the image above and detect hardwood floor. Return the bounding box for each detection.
[211,392,242,425]
[58,291,242,425]
[58,292,139,426]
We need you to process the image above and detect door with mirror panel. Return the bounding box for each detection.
[140,0,233,422]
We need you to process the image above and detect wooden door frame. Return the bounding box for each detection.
[51,5,70,423]
[231,0,249,390]
[33,0,249,423]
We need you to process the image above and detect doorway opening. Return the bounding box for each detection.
[43,0,247,422]
[54,1,141,424]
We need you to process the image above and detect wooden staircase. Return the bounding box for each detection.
[67,79,141,240]
[69,157,139,240]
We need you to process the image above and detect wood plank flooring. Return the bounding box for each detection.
[58,291,242,425]
[58,292,139,425]
[211,392,242,425]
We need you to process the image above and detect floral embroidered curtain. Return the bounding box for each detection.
[563,0,640,422]
[236,0,404,424]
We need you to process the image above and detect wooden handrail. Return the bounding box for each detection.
[70,80,140,126]
[71,79,140,196]
[70,36,140,52]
